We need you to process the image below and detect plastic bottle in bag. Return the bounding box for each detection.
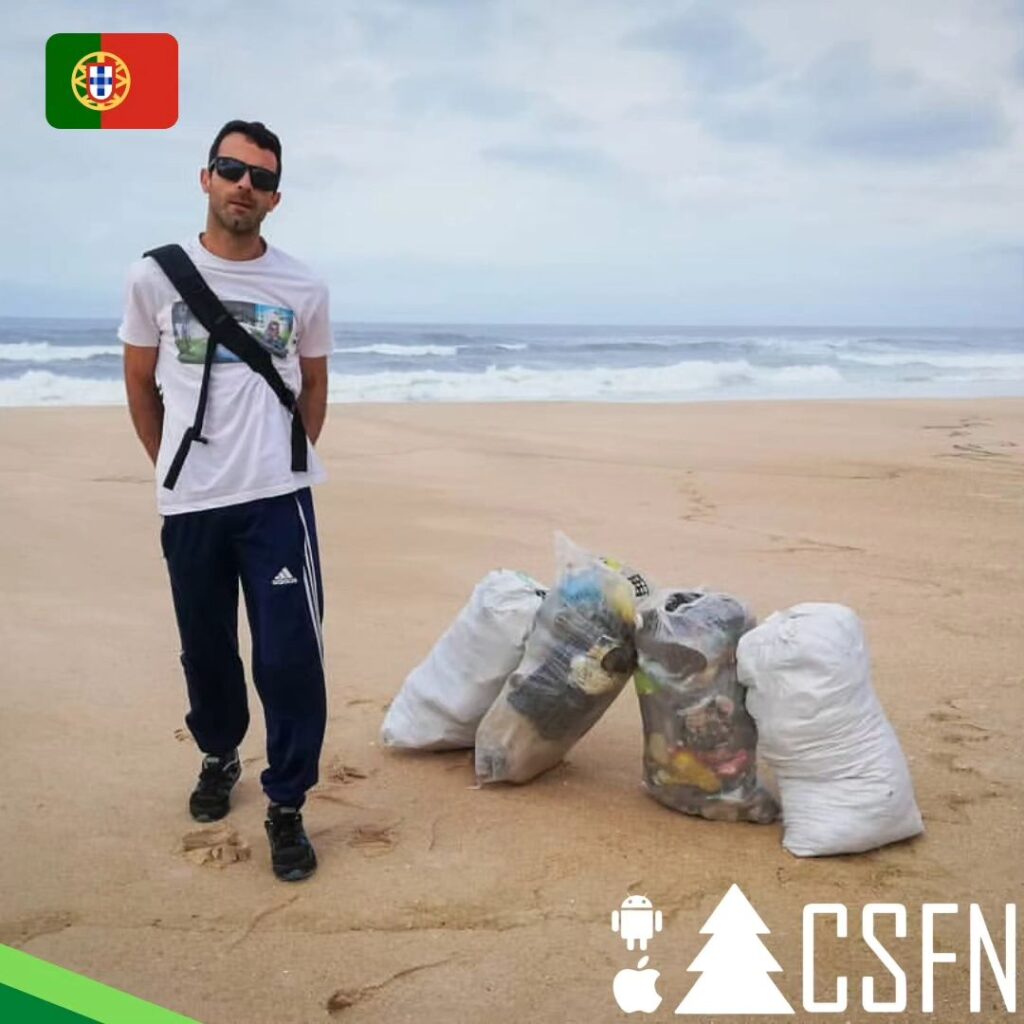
[474,534,645,784]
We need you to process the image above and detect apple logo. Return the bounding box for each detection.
[613,955,663,1014]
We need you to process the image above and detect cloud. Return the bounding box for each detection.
[480,142,616,176]
[350,0,500,59]
[391,72,536,120]
[2,0,1022,324]
[696,40,1009,160]
[624,1,772,91]
[812,99,1007,160]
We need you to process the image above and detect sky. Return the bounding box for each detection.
[3,0,1023,325]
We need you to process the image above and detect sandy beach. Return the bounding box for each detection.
[1,397,1022,1023]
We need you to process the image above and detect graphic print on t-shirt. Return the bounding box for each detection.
[171,300,295,363]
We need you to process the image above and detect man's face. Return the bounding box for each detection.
[200,132,280,235]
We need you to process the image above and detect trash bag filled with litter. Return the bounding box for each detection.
[635,589,779,824]
[737,603,923,855]
[474,534,647,784]
[381,570,546,751]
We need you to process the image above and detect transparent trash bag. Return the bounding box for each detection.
[635,589,779,824]
[474,533,647,784]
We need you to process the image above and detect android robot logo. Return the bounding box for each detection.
[611,894,664,951]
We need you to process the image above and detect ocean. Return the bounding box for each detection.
[0,318,1022,406]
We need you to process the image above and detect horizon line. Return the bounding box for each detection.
[0,314,1021,332]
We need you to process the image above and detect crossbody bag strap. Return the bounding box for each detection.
[143,244,308,489]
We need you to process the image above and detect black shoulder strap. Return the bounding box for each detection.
[143,243,308,489]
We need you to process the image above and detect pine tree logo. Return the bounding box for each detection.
[675,884,794,1015]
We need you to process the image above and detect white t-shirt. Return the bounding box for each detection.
[118,236,331,515]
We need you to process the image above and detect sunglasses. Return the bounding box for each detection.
[208,155,280,192]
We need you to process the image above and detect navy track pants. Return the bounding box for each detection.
[160,487,326,808]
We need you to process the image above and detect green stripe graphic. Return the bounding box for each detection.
[0,946,201,1023]
[0,982,98,1023]
[46,34,102,129]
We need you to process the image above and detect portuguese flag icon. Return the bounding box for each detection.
[46,33,178,129]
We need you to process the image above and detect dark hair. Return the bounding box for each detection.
[208,120,282,183]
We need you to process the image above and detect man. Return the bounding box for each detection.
[121,120,331,882]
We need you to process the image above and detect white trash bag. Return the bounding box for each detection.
[381,570,546,750]
[737,602,923,856]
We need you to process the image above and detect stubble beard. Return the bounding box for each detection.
[212,199,264,237]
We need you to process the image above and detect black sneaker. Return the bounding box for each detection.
[265,804,317,882]
[189,750,241,822]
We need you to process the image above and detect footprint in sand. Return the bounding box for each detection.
[309,786,369,809]
[924,417,1021,464]
[949,442,1009,460]
[310,759,377,808]
[922,417,991,434]
[925,701,1008,823]
[180,824,251,868]
[346,821,399,856]
[926,701,994,745]
[678,472,717,522]
[325,757,374,784]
